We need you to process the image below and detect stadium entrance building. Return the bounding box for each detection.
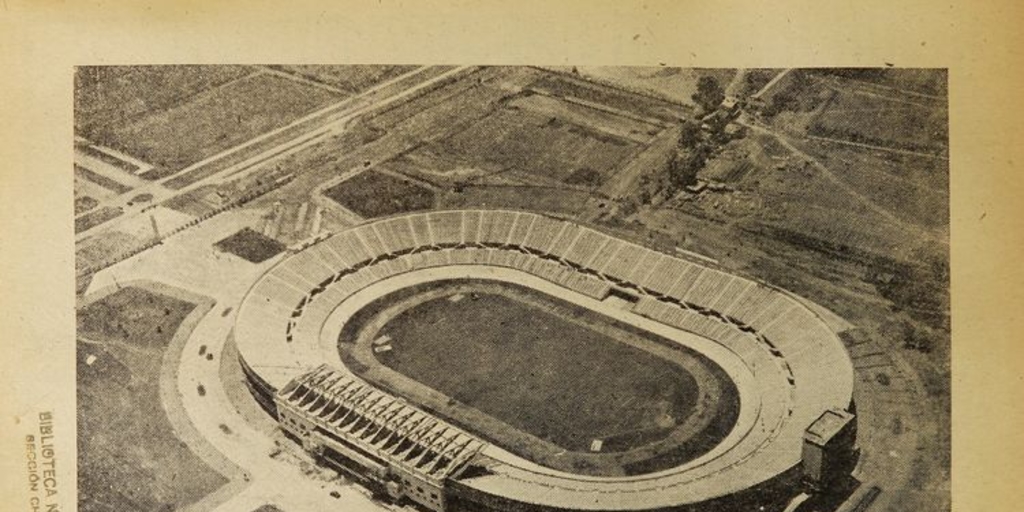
[275,365,486,512]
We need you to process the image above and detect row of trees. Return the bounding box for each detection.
[628,76,730,209]
[692,75,726,116]
[668,75,727,191]
[667,76,729,191]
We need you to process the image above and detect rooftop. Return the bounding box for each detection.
[804,409,855,445]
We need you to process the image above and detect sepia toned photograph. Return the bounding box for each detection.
[73,65,949,512]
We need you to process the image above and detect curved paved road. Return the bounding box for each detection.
[86,209,392,512]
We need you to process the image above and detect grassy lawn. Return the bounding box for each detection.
[808,89,948,154]
[431,106,638,184]
[75,65,254,143]
[530,72,686,122]
[75,164,132,195]
[74,206,123,234]
[323,170,435,218]
[77,286,225,512]
[75,195,99,215]
[214,228,286,263]
[441,184,592,215]
[109,73,342,177]
[379,291,698,452]
[77,145,141,174]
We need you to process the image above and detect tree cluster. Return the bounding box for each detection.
[631,76,728,204]
[667,147,706,190]
[692,76,725,115]
[667,119,712,191]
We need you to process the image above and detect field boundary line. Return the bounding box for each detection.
[805,134,949,160]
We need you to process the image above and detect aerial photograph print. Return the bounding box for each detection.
[74,65,950,512]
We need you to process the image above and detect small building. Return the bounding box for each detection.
[721,96,742,118]
[802,409,857,489]
[684,180,708,194]
[701,103,739,134]
[724,123,746,139]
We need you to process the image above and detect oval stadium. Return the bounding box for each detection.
[233,209,856,512]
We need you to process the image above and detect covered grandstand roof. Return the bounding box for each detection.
[278,365,486,482]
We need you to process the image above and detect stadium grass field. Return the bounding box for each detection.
[339,279,739,477]
[382,291,696,452]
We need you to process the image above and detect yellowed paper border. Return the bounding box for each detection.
[1,1,1021,510]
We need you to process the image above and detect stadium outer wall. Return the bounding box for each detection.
[232,209,857,512]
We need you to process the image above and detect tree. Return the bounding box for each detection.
[667,148,706,190]
[692,76,725,114]
[637,175,653,205]
[678,120,701,148]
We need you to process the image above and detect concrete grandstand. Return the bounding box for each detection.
[233,209,857,512]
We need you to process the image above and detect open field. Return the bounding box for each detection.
[75,230,142,274]
[74,195,98,215]
[77,144,142,174]
[270,65,418,93]
[75,206,123,234]
[78,286,198,350]
[105,72,342,178]
[246,67,661,223]
[77,286,225,512]
[160,113,324,190]
[793,139,949,233]
[508,93,661,143]
[569,66,736,108]
[376,86,657,192]
[870,69,948,96]
[363,69,683,197]
[408,96,641,186]
[75,65,255,142]
[359,67,505,132]
[808,88,948,154]
[323,170,436,218]
[340,279,738,476]
[441,184,593,214]
[815,68,948,97]
[75,164,132,195]
[675,125,944,263]
[747,164,926,259]
[531,71,690,122]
